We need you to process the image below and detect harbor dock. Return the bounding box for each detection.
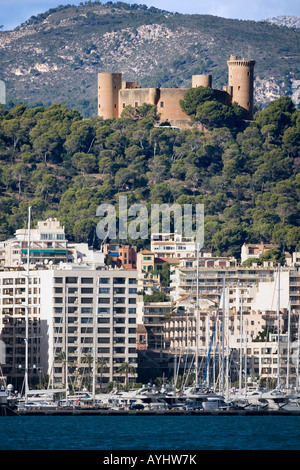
[2,406,300,417]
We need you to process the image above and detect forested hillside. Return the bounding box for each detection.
[0,95,299,260]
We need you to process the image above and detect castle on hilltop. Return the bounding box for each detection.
[97,55,255,128]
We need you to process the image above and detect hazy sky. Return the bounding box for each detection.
[1,0,299,31]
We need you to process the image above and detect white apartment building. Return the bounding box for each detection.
[0,265,138,391]
[170,255,291,313]
[0,218,67,267]
[150,232,196,258]
[0,218,105,268]
[0,269,42,390]
[240,243,278,264]
[229,332,298,386]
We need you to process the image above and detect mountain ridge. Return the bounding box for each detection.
[262,15,300,29]
[0,3,299,116]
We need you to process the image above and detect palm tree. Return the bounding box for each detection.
[82,353,94,390]
[55,351,68,388]
[55,351,75,391]
[118,361,136,388]
[97,357,108,393]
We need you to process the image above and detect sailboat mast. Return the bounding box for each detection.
[195,243,200,385]
[92,280,98,404]
[65,287,69,400]
[25,206,31,403]
[244,318,248,396]
[286,302,291,390]
[277,264,281,389]
[225,285,230,402]
[239,294,243,393]
[297,308,300,392]
[206,311,210,387]
[221,278,225,394]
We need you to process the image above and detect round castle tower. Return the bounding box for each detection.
[227,55,255,120]
[98,73,122,120]
[192,74,212,88]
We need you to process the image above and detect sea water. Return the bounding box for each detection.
[1,415,299,450]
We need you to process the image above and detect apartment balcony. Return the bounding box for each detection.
[113,338,125,345]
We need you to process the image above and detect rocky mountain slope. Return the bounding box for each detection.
[0,3,299,116]
[263,15,300,28]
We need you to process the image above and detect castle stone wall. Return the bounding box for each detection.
[158,88,189,121]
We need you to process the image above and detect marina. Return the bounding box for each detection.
[4,407,300,416]
[1,381,300,416]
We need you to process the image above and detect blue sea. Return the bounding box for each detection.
[1,415,300,451]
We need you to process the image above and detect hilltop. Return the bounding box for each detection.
[263,15,300,29]
[0,2,299,116]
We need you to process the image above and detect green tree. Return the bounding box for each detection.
[72,152,98,174]
[180,86,224,118]
[64,120,96,155]
[255,96,296,140]
[97,357,108,393]
[121,103,158,121]
[35,174,59,201]
[118,362,136,387]
[98,156,115,177]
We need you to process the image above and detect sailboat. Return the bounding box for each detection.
[183,249,231,411]
[16,207,66,411]
[0,366,9,406]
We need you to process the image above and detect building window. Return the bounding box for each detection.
[98,318,110,324]
[81,307,93,314]
[134,102,138,107]
[99,287,110,294]
[98,307,110,314]
[160,101,164,107]
[66,277,77,284]
[113,277,125,284]
[81,287,93,294]
[128,308,136,314]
